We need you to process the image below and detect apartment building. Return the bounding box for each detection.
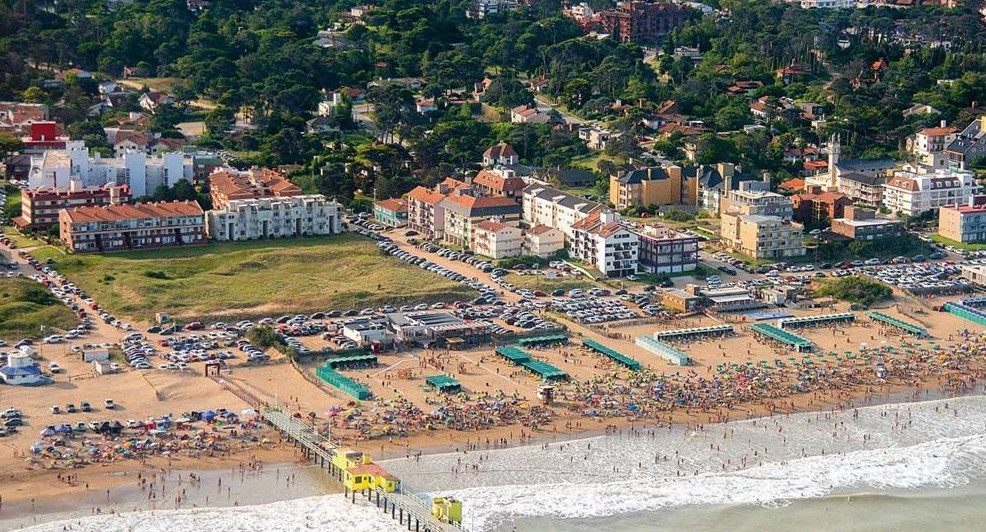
[636,225,698,274]
[609,165,685,209]
[570,211,639,278]
[406,186,448,239]
[910,123,959,166]
[523,225,565,258]
[830,206,904,241]
[720,213,805,260]
[939,199,986,243]
[206,195,342,242]
[59,201,205,253]
[440,194,522,248]
[522,183,604,239]
[472,221,522,259]
[598,1,690,44]
[208,167,303,209]
[472,170,525,201]
[28,141,192,197]
[945,116,986,169]
[882,165,976,217]
[838,173,886,207]
[15,183,131,230]
[720,183,795,220]
[791,186,852,223]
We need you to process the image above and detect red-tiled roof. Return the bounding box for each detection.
[407,186,446,205]
[347,463,397,479]
[474,220,509,232]
[482,141,518,160]
[918,126,958,137]
[778,178,805,191]
[63,201,202,223]
[473,171,525,193]
[526,224,556,236]
[374,198,407,212]
[115,130,148,147]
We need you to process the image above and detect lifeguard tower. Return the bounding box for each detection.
[432,496,463,525]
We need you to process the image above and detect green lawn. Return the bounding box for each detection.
[930,233,986,251]
[30,233,475,321]
[1,225,47,249]
[0,277,79,340]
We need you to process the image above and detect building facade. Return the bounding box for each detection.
[206,195,342,242]
[939,201,986,243]
[15,183,131,230]
[791,186,853,223]
[523,225,565,258]
[570,211,639,278]
[838,173,886,207]
[522,183,604,239]
[60,201,205,253]
[373,198,408,228]
[598,1,691,44]
[609,165,685,209]
[472,221,522,259]
[830,206,905,241]
[440,194,522,249]
[883,165,976,217]
[28,141,192,197]
[636,225,698,274]
[720,213,805,260]
[209,167,303,209]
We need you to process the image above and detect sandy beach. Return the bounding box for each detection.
[2,290,985,532]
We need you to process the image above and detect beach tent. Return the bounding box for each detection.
[56,424,72,434]
[202,411,217,422]
[40,427,56,438]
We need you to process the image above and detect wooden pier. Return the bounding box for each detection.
[262,408,464,532]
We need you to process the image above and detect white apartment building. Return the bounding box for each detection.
[911,124,959,167]
[522,183,604,240]
[523,225,565,258]
[472,221,522,259]
[28,141,192,197]
[570,211,639,278]
[205,195,342,241]
[883,165,976,217]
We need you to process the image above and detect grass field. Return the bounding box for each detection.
[0,277,79,340]
[930,233,986,251]
[30,234,475,321]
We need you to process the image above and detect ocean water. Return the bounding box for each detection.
[382,394,986,531]
[10,394,986,532]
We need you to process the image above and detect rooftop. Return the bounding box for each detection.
[62,201,203,224]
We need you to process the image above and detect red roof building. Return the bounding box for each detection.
[60,200,205,253]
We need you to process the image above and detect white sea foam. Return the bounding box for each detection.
[15,396,986,532]
[382,395,986,530]
[14,494,404,532]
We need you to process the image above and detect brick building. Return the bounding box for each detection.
[598,1,690,44]
[791,185,853,223]
[14,183,131,231]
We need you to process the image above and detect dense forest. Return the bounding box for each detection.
[2,0,986,202]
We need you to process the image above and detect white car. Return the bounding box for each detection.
[48,362,62,373]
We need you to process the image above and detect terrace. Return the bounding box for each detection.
[582,339,641,370]
[749,323,814,352]
[868,312,929,338]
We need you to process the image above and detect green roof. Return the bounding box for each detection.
[520,360,568,380]
[315,367,371,400]
[325,353,378,369]
[654,325,733,341]
[518,334,569,347]
[868,312,929,338]
[750,323,813,349]
[583,338,641,370]
[425,375,461,392]
[495,346,532,363]
[778,313,855,329]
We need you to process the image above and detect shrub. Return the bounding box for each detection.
[815,276,891,307]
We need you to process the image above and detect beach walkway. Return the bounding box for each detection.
[261,408,464,532]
